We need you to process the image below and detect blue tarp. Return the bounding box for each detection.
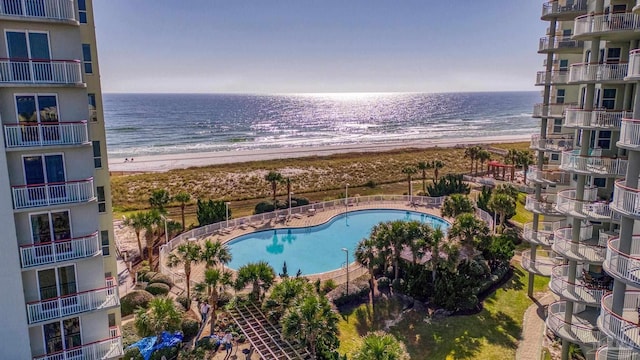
[126,331,183,360]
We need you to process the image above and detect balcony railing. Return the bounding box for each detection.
[0,58,82,85]
[12,178,95,209]
[526,166,571,185]
[546,301,601,345]
[595,346,640,360]
[535,70,570,85]
[552,227,606,263]
[600,291,640,351]
[556,188,613,221]
[604,236,640,287]
[532,103,575,118]
[550,265,605,305]
[575,12,640,37]
[4,121,89,148]
[538,36,584,52]
[26,278,119,324]
[611,180,640,218]
[0,0,76,22]
[19,232,100,268]
[33,326,123,360]
[523,220,565,246]
[521,249,558,276]
[530,134,574,152]
[560,151,628,176]
[563,109,627,129]
[627,49,640,80]
[619,118,640,149]
[542,0,587,19]
[525,193,562,216]
[569,63,629,83]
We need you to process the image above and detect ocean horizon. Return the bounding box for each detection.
[103,91,539,158]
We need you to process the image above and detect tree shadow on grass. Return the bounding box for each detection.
[501,267,525,291]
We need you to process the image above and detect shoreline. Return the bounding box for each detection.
[108,134,530,172]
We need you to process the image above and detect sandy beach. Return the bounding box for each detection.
[108,134,530,172]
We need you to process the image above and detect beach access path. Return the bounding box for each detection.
[108,134,530,173]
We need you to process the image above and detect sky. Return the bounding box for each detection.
[93,1,547,94]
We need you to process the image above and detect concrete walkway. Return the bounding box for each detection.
[516,292,555,360]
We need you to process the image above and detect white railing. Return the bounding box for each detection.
[560,151,628,176]
[12,178,95,209]
[20,232,100,268]
[523,220,565,246]
[546,301,601,345]
[627,49,640,80]
[159,195,446,289]
[538,36,583,52]
[552,228,606,263]
[600,292,640,351]
[0,59,82,85]
[604,236,640,287]
[4,121,89,148]
[542,0,587,17]
[619,118,640,148]
[0,0,75,21]
[575,12,640,36]
[475,207,494,230]
[530,134,574,152]
[33,326,123,360]
[521,249,558,276]
[527,165,570,185]
[595,346,640,360]
[554,225,594,242]
[525,193,562,215]
[556,189,613,220]
[569,63,629,83]
[26,278,118,324]
[536,71,570,85]
[564,109,627,129]
[532,103,574,118]
[612,180,640,217]
[550,265,605,305]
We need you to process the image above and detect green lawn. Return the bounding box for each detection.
[337,266,548,359]
[510,193,541,226]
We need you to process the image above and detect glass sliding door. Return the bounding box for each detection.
[16,95,60,144]
[23,154,66,202]
[43,317,81,356]
[5,30,50,82]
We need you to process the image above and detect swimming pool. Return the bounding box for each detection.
[226,209,450,275]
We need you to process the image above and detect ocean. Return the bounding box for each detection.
[103,92,539,158]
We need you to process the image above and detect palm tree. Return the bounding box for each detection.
[263,277,315,322]
[200,239,232,270]
[505,148,519,181]
[429,160,445,182]
[134,297,182,343]
[123,212,146,258]
[281,294,340,359]
[142,210,162,268]
[265,171,283,205]
[355,238,378,310]
[149,189,171,214]
[352,331,410,360]
[440,194,474,218]
[477,150,491,176]
[464,146,481,175]
[429,228,445,284]
[417,161,429,194]
[488,193,516,230]
[401,166,417,197]
[517,150,535,184]
[234,261,276,300]
[173,192,191,231]
[195,268,233,333]
[448,213,491,251]
[166,241,201,303]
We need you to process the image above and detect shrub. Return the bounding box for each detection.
[326,278,369,307]
[121,290,154,316]
[254,201,275,214]
[176,295,190,311]
[148,273,174,288]
[123,347,144,360]
[150,346,179,360]
[321,279,337,294]
[196,199,229,226]
[426,174,470,197]
[195,336,219,351]
[391,278,405,291]
[146,283,171,296]
[181,318,200,340]
[291,196,310,206]
[217,292,233,308]
[377,277,391,290]
[140,271,157,283]
[364,180,377,188]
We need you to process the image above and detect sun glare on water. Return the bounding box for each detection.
[292,92,400,101]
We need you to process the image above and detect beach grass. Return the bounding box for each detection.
[337,265,548,359]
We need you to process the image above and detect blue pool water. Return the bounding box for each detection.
[226,209,450,275]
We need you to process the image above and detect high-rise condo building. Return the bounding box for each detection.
[0,0,122,358]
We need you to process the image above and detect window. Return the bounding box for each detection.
[97,186,105,213]
[551,153,559,161]
[37,265,76,300]
[559,60,569,72]
[607,48,621,63]
[77,0,87,23]
[562,29,572,37]
[43,317,81,355]
[598,131,612,149]
[594,178,606,187]
[30,211,71,243]
[88,93,97,121]
[101,230,110,256]
[556,89,565,104]
[92,141,102,168]
[82,44,92,74]
[15,94,60,144]
[108,313,116,327]
[553,119,563,133]
[6,30,51,81]
[602,88,616,110]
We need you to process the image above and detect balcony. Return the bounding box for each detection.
[521,249,559,276]
[532,103,575,118]
[526,166,571,186]
[12,178,95,210]
[525,193,562,216]
[560,151,627,177]
[611,180,640,219]
[599,292,640,351]
[546,301,601,345]
[0,58,83,86]
[619,118,640,150]
[541,1,587,21]
[4,121,89,149]
[538,36,584,53]
[626,49,640,81]
[595,346,640,360]
[550,265,606,305]
[523,220,565,246]
[574,12,640,41]
[530,134,574,152]
[569,63,629,83]
[535,70,570,85]
[552,227,607,263]
[0,0,76,23]
[19,232,100,268]
[604,236,640,287]
[26,278,119,324]
[556,188,614,221]
[33,326,123,360]
[564,109,627,129]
